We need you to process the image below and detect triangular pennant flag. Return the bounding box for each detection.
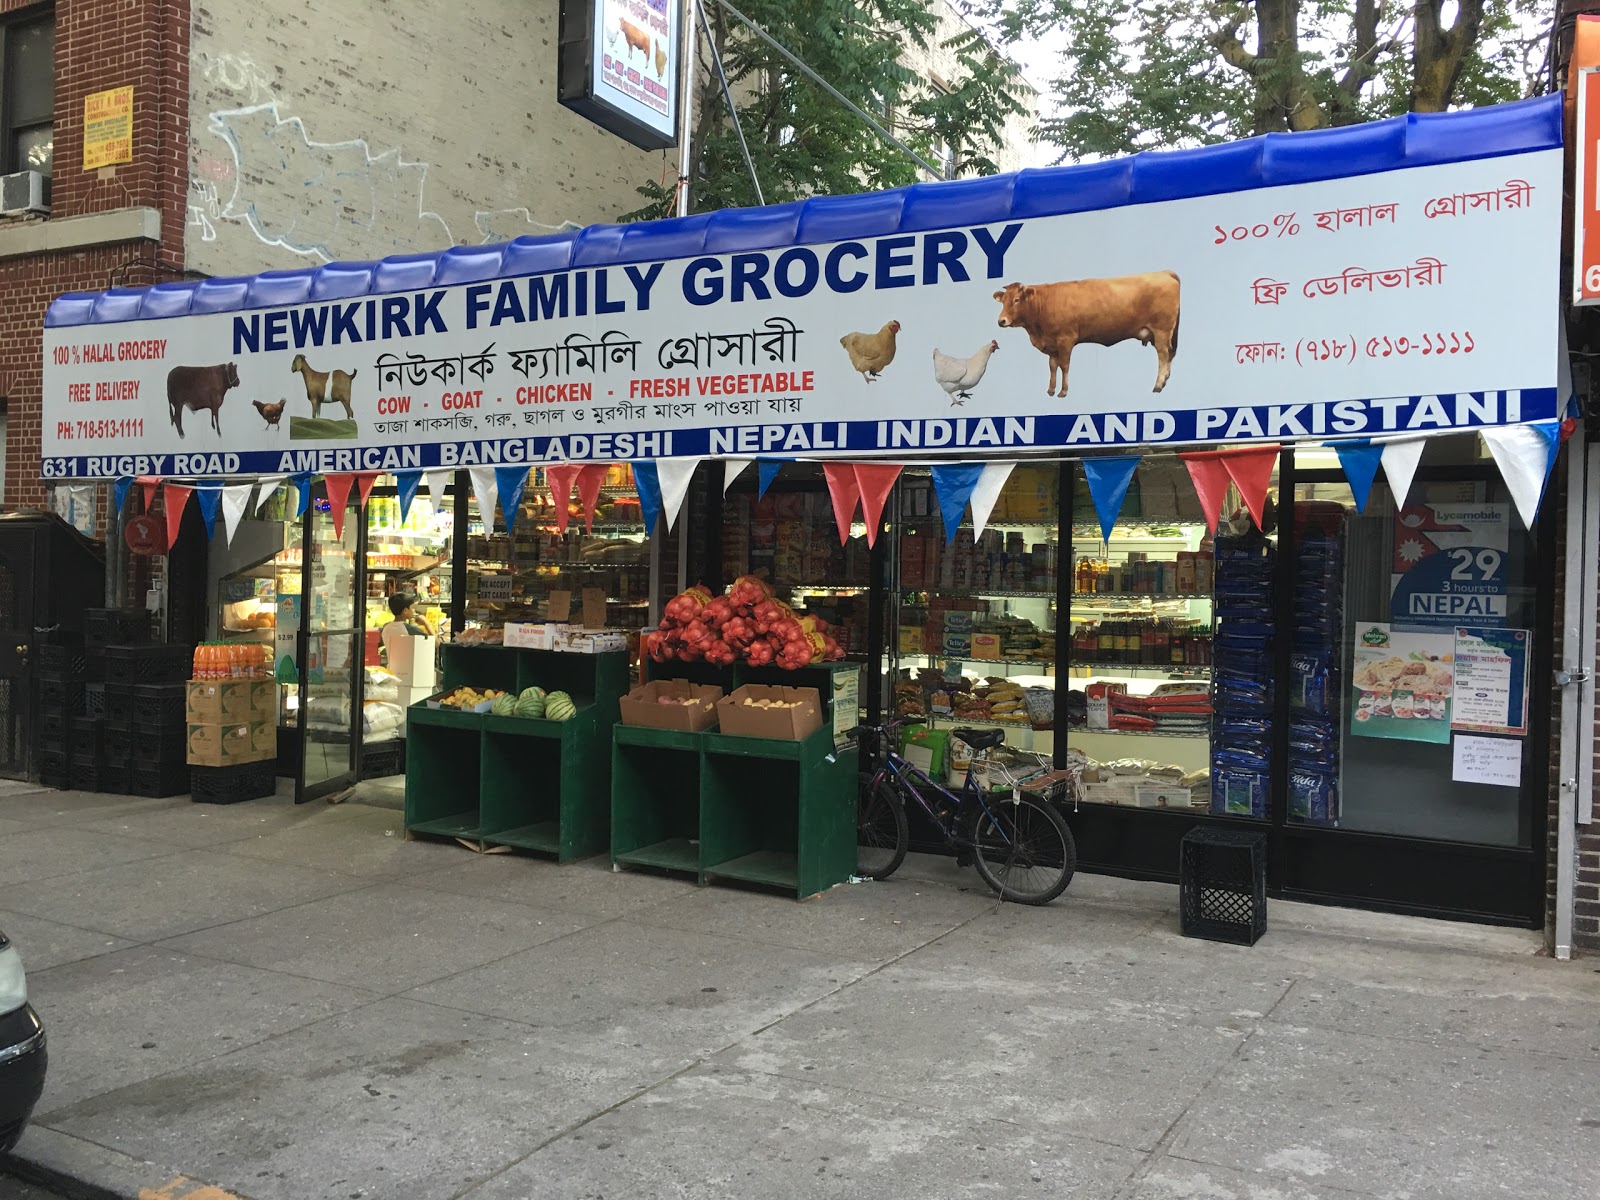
[468,465,499,533]
[290,473,312,519]
[324,472,356,539]
[969,461,1015,540]
[1329,440,1384,513]
[1379,436,1428,512]
[195,486,223,540]
[394,469,424,524]
[254,474,286,515]
[657,457,700,532]
[495,465,532,534]
[1179,452,1232,533]
[1219,444,1280,531]
[138,476,159,511]
[424,469,451,513]
[220,483,253,544]
[1081,456,1143,542]
[723,458,753,496]
[632,461,663,536]
[575,464,609,533]
[355,471,381,510]
[928,462,983,542]
[757,459,784,498]
[853,464,902,548]
[162,482,192,549]
[1482,420,1562,528]
[544,463,582,534]
[822,463,862,545]
[112,476,134,516]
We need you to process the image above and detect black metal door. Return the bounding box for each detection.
[0,523,38,778]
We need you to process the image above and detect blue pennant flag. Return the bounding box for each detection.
[195,487,223,540]
[757,459,785,498]
[1081,455,1142,543]
[290,473,312,519]
[633,461,663,536]
[495,465,531,534]
[394,469,424,524]
[928,462,983,543]
[1330,439,1384,513]
[112,476,134,516]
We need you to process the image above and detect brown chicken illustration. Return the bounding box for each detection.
[252,398,287,431]
[840,320,901,382]
[654,39,667,78]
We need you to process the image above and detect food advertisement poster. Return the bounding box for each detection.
[594,0,676,139]
[1450,625,1529,736]
[1390,502,1509,630]
[1350,622,1455,743]
[40,143,1560,479]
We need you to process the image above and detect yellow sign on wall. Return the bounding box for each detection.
[83,86,134,170]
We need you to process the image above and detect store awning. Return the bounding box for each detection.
[42,93,1564,486]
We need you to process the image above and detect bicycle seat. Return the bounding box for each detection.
[951,727,1007,751]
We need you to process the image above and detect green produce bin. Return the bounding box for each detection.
[611,724,705,877]
[404,711,483,844]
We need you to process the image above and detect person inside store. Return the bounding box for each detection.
[381,591,433,661]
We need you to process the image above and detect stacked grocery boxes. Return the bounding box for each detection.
[1287,504,1347,826]
[1210,532,1276,818]
[186,679,278,803]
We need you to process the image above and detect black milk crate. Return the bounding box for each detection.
[39,679,86,716]
[85,683,107,718]
[131,683,189,733]
[361,739,404,779]
[104,724,134,769]
[38,749,68,790]
[1180,828,1268,947]
[38,643,98,682]
[37,708,70,754]
[190,761,275,805]
[102,683,137,731]
[85,608,151,648]
[69,715,105,754]
[69,757,110,794]
[131,729,186,770]
[130,760,189,798]
[103,644,192,686]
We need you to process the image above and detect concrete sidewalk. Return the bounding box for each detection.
[0,777,1596,1200]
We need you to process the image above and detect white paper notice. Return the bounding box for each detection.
[1452,734,1523,788]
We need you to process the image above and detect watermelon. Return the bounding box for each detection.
[490,693,517,717]
[514,686,546,719]
[545,690,576,721]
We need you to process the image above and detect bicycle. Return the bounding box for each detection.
[850,720,1078,905]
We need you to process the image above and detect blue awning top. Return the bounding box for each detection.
[46,94,1563,329]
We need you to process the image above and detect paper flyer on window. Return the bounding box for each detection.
[1349,622,1455,744]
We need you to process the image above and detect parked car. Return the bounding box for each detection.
[0,929,46,1153]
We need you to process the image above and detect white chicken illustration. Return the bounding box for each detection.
[932,340,999,405]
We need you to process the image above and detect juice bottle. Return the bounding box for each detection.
[193,645,204,679]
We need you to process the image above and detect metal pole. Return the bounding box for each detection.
[676,0,697,218]
[1555,424,1586,960]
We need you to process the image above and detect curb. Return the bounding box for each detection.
[2,1125,252,1200]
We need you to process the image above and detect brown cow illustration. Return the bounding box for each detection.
[167,362,240,437]
[618,18,650,63]
[993,271,1180,396]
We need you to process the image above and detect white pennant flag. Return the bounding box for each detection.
[1482,421,1561,528]
[254,474,286,514]
[1379,436,1428,512]
[220,483,254,544]
[425,469,452,513]
[656,457,700,532]
[467,465,499,533]
[969,461,1015,540]
[723,458,753,496]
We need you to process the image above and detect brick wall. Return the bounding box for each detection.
[0,0,190,513]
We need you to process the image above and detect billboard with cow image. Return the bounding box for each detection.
[40,104,1562,480]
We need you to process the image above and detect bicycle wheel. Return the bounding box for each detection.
[857,775,910,881]
[968,793,1076,905]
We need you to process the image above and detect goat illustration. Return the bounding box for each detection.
[290,354,357,420]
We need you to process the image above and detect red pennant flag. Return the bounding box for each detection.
[1178,452,1232,534]
[822,463,861,545]
[575,463,610,533]
[1220,444,1280,531]
[137,476,160,511]
[324,472,355,539]
[161,483,192,550]
[853,463,902,548]
[545,463,583,534]
[354,471,382,510]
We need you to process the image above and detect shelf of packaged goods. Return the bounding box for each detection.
[530,561,650,572]
[901,588,1056,600]
[947,520,1056,531]
[1068,592,1210,603]
[928,716,1034,731]
[926,654,1054,669]
[1070,525,1203,537]
[1065,663,1211,676]
[1067,726,1209,740]
[367,528,448,541]
[790,585,871,595]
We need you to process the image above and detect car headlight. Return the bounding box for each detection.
[0,939,27,1014]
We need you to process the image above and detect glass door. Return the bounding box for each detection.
[297,486,361,802]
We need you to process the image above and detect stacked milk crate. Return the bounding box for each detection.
[1209,532,1276,819]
